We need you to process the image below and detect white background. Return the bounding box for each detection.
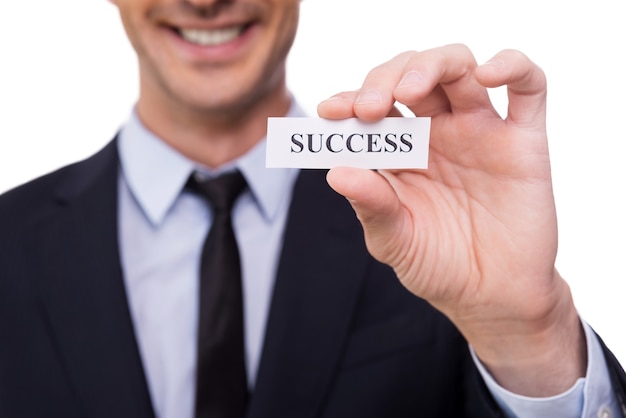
[1,1,625,364]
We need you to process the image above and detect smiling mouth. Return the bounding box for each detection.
[177,25,248,47]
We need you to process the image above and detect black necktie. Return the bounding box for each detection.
[188,170,248,418]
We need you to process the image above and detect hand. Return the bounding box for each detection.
[318,44,585,396]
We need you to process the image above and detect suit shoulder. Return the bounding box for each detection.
[0,164,74,218]
[0,139,118,227]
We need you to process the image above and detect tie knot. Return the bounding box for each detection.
[188,170,247,213]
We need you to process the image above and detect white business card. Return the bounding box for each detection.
[266,117,430,169]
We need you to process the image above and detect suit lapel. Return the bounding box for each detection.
[33,139,154,417]
[249,169,371,417]
[31,155,371,417]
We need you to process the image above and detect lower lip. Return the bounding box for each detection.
[165,23,259,63]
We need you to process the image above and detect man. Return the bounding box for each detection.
[0,0,624,417]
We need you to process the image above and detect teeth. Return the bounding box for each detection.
[179,26,243,46]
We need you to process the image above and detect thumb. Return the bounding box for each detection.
[326,167,405,261]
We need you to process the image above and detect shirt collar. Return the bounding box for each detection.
[118,102,304,226]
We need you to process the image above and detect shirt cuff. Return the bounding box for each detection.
[471,321,619,418]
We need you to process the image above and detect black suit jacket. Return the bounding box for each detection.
[1,139,624,417]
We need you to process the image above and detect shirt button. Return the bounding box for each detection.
[598,406,611,418]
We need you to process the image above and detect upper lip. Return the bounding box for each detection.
[153,6,261,32]
[148,3,263,41]
[161,17,254,31]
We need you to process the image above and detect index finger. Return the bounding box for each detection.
[319,51,415,122]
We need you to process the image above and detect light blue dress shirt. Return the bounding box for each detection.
[116,104,619,418]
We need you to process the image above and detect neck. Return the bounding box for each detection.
[135,81,291,169]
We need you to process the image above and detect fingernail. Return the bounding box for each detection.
[323,94,348,102]
[355,90,382,105]
[483,59,505,70]
[398,71,423,88]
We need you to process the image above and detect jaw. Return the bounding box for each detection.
[125,1,297,124]
[119,1,298,165]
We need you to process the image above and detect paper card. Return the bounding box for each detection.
[266,117,431,169]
